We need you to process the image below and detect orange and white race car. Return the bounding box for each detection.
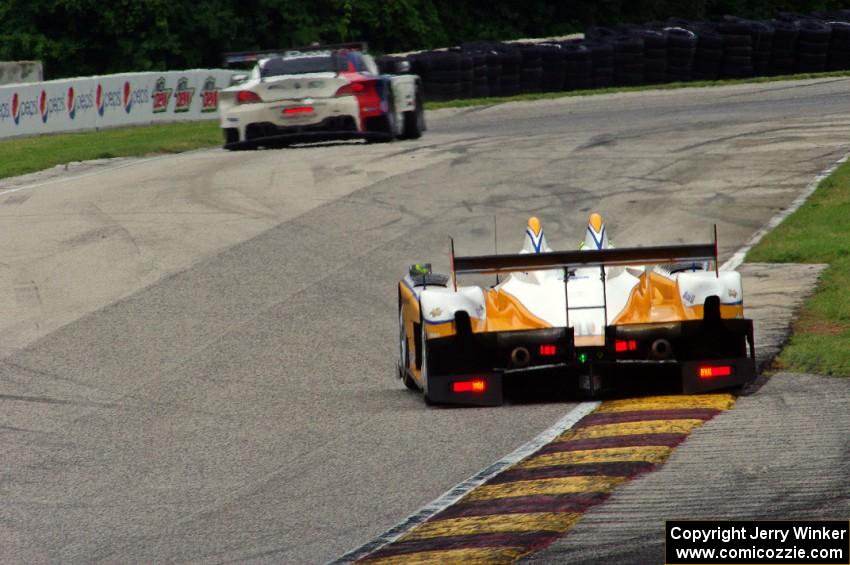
[219,43,424,149]
[398,215,756,405]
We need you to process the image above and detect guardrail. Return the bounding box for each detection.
[0,69,233,139]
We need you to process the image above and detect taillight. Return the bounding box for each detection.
[453,379,487,393]
[699,365,733,379]
[283,106,314,115]
[236,91,263,104]
[539,344,557,356]
[336,82,366,96]
[615,339,638,353]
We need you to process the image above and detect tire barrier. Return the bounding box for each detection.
[395,10,850,103]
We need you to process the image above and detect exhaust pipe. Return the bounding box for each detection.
[651,338,673,360]
[511,346,531,368]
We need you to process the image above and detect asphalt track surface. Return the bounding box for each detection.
[2,78,850,564]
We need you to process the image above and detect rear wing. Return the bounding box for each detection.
[453,240,718,276]
[222,42,368,66]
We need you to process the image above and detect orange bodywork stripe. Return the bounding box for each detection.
[482,288,551,331]
[612,272,743,325]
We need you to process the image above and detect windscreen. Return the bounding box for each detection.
[259,55,343,77]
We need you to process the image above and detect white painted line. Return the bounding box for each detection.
[327,400,601,565]
[722,152,850,271]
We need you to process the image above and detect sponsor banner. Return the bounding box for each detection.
[0,69,234,139]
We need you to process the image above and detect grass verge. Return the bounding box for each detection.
[1,70,850,181]
[0,121,221,180]
[746,158,850,376]
[424,69,850,109]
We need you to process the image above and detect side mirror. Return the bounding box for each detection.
[409,263,432,277]
[395,60,411,74]
[229,73,248,86]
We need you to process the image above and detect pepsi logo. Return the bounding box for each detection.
[68,86,76,119]
[12,92,19,125]
[123,81,132,113]
[96,84,104,116]
[39,90,48,123]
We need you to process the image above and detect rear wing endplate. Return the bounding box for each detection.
[222,42,368,66]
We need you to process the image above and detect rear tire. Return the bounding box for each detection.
[399,308,419,391]
[420,325,435,405]
[400,91,425,140]
[368,95,397,143]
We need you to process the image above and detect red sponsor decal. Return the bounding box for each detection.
[201,90,218,111]
[152,91,170,112]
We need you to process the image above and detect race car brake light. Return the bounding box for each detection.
[453,379,487,393]
[236,91,263,104]
[335,82,366,96]
[283,106,314,114]
[539,344,557,356]
[699,365,733,379]
[615,339,638,353]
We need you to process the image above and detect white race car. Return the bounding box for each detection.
[219,43,425,149]
[398,214,756,405]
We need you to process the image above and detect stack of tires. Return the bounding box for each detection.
[484,49,503,97]
[793,18,832,72]
[826,21,850,70]
[409,52,461,101]
[561,41,594,90]
[471,52,489,97]
[539,44,567,92]
[770,19,799,74]
[716,17,755,78]
[586,40,615,88]
[639,28,668,83]
[518,45,544,93]
[689,23,724,80]
[750,21,775,76]
[587,27,645,86]
[665,27,698,82]
[375,55,407,75]
[406,7,850,103]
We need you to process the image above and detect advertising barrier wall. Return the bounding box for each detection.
[0,69,234,139]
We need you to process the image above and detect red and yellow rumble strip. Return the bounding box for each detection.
[356,394,735,565]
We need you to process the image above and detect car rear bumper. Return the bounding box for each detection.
[571,357,756,396]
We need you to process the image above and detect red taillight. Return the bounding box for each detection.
[615,339,638,353]
[453,379,487,393]
[335,82,366,96]
[236,91,263,104]
[283,106,314,115]
[539,344,557,356]
[699,365,733,379]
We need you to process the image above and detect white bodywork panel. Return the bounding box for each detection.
[219,52,420,143]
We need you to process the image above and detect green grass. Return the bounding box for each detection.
[746,159,850,376]
[2,69,850,181]
[0,120,221,179]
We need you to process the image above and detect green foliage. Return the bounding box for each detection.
[2,1,850,78]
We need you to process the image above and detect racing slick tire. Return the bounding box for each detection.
[367,95,398,143]
[399,308,419,391]
[399,91,425,140]
[222,128,253,151]
[420,324,434,405]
